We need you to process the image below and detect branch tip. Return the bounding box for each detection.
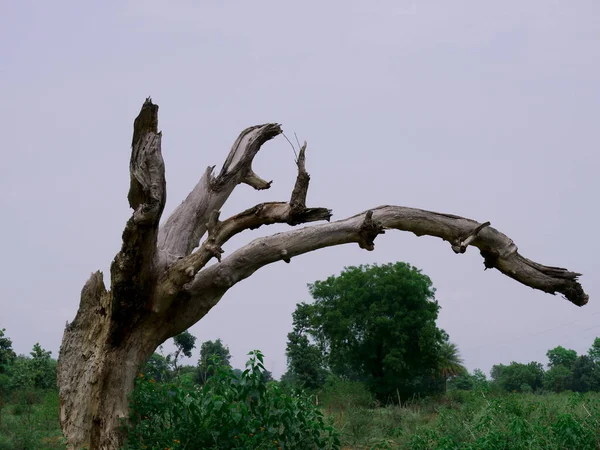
[243,170,272,190]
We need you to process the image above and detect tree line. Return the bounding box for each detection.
[453,340,600,394]
[279,263,600,401]
[2,261,597,408]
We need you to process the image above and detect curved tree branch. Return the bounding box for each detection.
[182,206,587,326]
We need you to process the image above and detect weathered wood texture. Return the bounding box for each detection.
[57,99,588,449]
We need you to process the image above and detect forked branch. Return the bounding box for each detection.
[154,143,331,311]
[156,124,282,268]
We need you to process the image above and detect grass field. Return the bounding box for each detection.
[327,390,600,449]
[2,388,600,449]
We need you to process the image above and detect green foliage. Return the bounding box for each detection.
[571,355,600,392]
[196,339,232,385]
[172,330,197,373]
[319,376,374,410]
[438,341,465,379]
[29,344,56,390]
[0,391,63,450]
[437,340,466,393]
[283,304,328,390]
[142,331,199,382]
[450,368,491,394]
[290,262,445,401]
[471,369,490,392]
[588,337,600,363]
[5,344,56,391]
[143,353,172,383]
[448,372,473,391]
[546,346,578,370]
[328,391,600,449]
[0,331,15,374]
[543,364,573,393]
[126,350,340,450]
[491,361,545,393]
[173,330,196,359]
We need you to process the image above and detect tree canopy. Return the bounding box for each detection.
[490,361,545,393]
[196,339,232,385]
[546,346,578,370]
[286,262,448,401]
[283,304,328,390]
[438,340,466,392]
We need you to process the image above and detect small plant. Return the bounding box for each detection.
[125,350,341,449]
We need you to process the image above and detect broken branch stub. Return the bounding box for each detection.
[452,221,491,254]
[358,210,385,250]
[110,98,166,340]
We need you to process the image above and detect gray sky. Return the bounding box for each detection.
[1,1,598,379]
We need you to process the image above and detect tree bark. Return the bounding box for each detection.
[57,99,588,449]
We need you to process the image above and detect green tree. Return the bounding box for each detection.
[261,369,274,383]
[588,337,600,364]
[543,364,572,393]
[284,303,328,390]
[0,329,15,373]
[297,262,445,401]
[9,355,34,389]
[546,346,578,370]
[472,368,490,391]
[491,361,544,392]
[143,352,172,382]
[438,341,466,393]
[449,371,473,391]
[8,344,57,390]
[172,330,197,372]
[196,339,232,385]
[570,355,599,392]
[30,343,57,389]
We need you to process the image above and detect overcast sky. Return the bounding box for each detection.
[1,1,598,378]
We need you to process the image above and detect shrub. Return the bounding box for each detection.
[125,350,340,450]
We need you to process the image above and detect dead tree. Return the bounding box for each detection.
[57,99,588,449]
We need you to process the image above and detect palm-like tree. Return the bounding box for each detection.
[438,341,466,393]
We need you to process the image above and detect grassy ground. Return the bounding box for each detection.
[326,390,600,449]
[2,389,600,449]
[0,390,63,450]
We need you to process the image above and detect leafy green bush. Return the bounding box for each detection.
[125,350,340,450]
[403,391,600,449]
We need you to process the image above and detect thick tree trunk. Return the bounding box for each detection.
[57,99,588,449]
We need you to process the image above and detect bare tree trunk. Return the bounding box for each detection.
[57,99,588,449]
